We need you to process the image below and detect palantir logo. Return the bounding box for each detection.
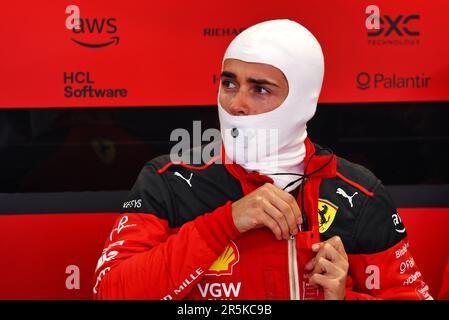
[66,5,120,48]
[356,71,430,90]
[356,72,370,90]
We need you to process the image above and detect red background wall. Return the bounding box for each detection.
[0,0,448,108]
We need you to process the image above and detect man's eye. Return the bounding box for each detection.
[221,80,236,89]
[255,86,269,94]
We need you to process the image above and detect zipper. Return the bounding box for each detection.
[288,236,300,300]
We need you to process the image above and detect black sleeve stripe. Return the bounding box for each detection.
[350,181,406,255]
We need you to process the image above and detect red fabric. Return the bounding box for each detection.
[399,208,449,298]
[297,230,324,300]
[93,203,238,299]
[195,201,241,255]
[157,155,221,174]
[303,138,337,179]
[345,239,432,300]
[222,150,274,196]
[94,140,431,300]
[438,258,449,300]
[336,171,375,197]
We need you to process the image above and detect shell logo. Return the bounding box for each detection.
[206,240,239,276]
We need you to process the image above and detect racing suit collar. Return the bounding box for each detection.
[223,137,336,195]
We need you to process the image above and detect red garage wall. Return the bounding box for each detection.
[1,0,448,108]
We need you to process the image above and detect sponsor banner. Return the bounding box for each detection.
[0,0,448,108]
[0,208,447,299]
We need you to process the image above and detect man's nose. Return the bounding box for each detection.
[228,90,252,115]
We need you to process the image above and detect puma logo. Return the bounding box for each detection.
[336,188,358,208]
[174,171,193,187]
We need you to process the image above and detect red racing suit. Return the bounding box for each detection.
[93,138,432,300]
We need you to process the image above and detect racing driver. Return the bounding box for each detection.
[93,19,432,300]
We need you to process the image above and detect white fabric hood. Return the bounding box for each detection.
[218,19,325,191]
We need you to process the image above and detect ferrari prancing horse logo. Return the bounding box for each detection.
[318,199,339,233]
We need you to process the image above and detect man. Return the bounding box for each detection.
[93,19,431,300]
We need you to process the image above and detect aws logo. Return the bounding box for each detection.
[66,8,120,48]
[318,199,339,233]
[206,241,239,276]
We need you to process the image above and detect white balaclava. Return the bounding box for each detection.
[218,19,325,192]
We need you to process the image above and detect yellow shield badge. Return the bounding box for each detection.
[206,240,239,276]
[318,199,339,233]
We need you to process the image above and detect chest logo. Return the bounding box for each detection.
[336,187,358,208]
[318,199,339,233]
[206,240,239,276]
[174,171,193,187]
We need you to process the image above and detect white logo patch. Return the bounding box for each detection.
[336,187,358,208]
[109,216,137,241]
[174,171,193,187]
[392,212,406,233]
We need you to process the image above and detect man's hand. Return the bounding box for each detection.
[305,235,349,300]
[231,183,302,240]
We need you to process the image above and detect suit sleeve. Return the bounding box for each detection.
[92,163,240,300]
[345,182,433,300]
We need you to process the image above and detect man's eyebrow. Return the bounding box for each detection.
[220,71,236,79]
[220,71,279,87]
[247,78,279,87]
